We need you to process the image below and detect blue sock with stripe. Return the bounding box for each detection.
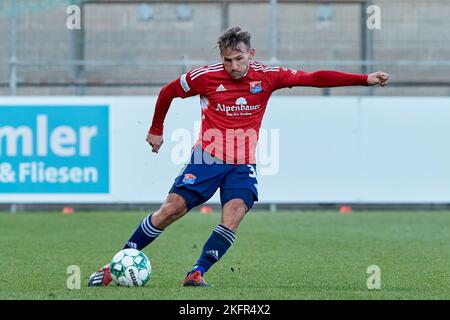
[191,224,235,275]
[123,214,163,250]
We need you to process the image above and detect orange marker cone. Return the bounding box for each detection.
[62,207,74,215]
[200,205,212,214]
[339,205,352,214]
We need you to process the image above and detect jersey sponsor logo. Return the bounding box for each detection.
[180,73,190,92]
[236,97,247,105]
[216,84,226,92]
[249,81,262,94]
[216,97,260,116]
[182,173,196,184]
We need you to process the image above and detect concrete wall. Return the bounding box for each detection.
[0,0,449,95]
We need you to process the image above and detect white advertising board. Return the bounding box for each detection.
[1,96,449,203]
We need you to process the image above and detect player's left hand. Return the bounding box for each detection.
[367,71,390,87]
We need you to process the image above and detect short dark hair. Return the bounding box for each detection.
[217,26,251,53]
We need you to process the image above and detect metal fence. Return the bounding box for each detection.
[1,0,450,96]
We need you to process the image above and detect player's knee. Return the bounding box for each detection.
[221,199,248,231]
[160,193,187,220]
[152,193,188,229]
[224,198,247,214]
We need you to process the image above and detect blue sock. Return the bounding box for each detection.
[124,214,163,250]
[192,224,235,275]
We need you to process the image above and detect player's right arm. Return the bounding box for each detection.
[147,71,200,153]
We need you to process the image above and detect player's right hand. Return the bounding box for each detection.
[146,133,163,153]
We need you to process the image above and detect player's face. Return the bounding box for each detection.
[221,42,255,80]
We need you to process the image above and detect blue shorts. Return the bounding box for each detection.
[169,146,258,211]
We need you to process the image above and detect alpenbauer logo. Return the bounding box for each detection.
[0,106,109,193]
[216,97,260,116]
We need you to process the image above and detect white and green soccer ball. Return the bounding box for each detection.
[109,249,151,287]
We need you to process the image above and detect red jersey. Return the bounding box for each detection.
[149,61,368,164]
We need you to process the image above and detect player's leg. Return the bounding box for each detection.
[220,198,249,231]
[123,175,213,250]
[124,146,217,251]
[183,197,250,287]
[183,165,258,287]
[89,146,211,287]
[89,146,226,287]
[88,192,191,287]
[123,192,189,250]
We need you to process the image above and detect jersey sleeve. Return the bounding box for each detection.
[268,67,369,91]
[172,69,203,98]
[148,68,204,135]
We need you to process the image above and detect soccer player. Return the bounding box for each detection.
[88,26,389,287]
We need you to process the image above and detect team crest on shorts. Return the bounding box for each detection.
[182,173,196,184]
[249,81,262,94]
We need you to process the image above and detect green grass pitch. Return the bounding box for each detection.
[0,210,449,300]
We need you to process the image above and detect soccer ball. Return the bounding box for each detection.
[109,248,151,287]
